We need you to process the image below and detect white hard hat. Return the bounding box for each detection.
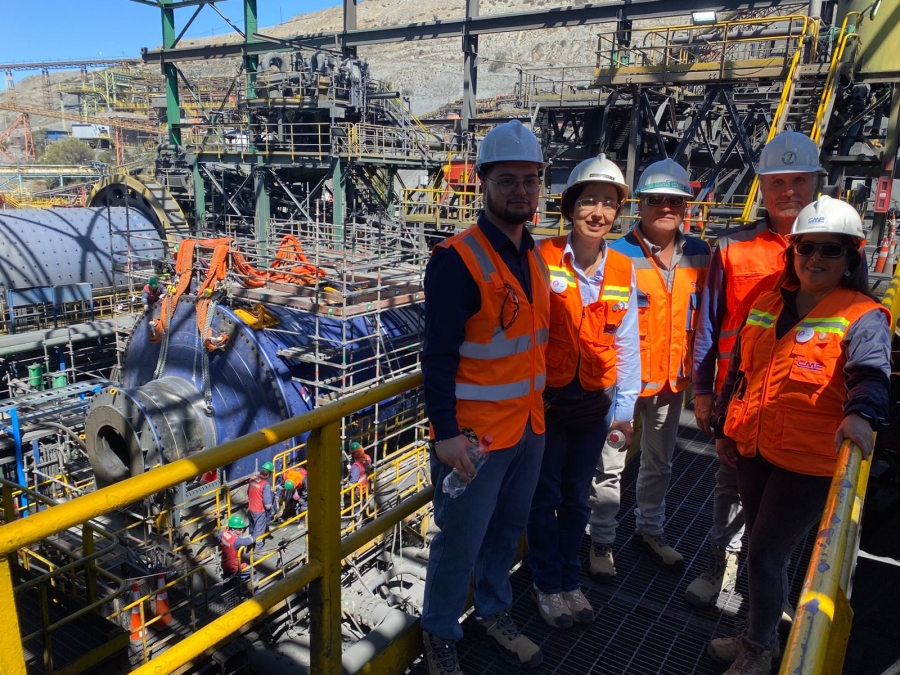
[758,130,820,175]
[635,158,693,197]
[788,195,865,240]
[561,154,629,202]
[475,120,546,172]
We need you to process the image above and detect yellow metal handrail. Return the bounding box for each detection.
[780,261,900,673]
[810,12,861,144]
[0,371,425,675]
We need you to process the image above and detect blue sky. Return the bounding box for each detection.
[1,0,340,86]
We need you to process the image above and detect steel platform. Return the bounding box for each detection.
[409,407,816,675]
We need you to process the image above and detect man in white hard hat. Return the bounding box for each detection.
[687,130,821,610]
[604,158,710,570]
[421,120,549,675]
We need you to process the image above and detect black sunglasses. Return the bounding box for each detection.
[643,195,686,207]
[793,242,847,259]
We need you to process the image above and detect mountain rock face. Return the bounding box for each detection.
[5,0,681,129]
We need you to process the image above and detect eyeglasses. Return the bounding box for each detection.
[575,196,621,212]
[643,195,687,208]
[794,242,847,258]
[485,176,543,196]
[500,283,519,330]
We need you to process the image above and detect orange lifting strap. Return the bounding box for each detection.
[149,236,326,349]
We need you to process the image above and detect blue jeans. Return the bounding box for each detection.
[528,393,614,593]
[421,421,545,640]
[249,510,270,550]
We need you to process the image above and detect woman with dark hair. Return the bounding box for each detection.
[526,155,640,629]
[707,196,891,675]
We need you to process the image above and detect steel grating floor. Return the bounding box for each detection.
[409,408,816,675]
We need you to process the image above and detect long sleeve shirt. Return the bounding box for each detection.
[561,235,640,422]
[713,287,891,436]
[693,246,727,396]
[422,215,537,442]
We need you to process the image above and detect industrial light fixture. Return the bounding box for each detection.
[691,10,718,25]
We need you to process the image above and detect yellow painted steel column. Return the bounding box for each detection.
[306,420,343,675]
[0,555,27,675]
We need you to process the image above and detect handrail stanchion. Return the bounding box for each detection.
[307,420,344,675]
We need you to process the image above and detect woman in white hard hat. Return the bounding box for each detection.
[707,196,891,674]
[526,155,641,629]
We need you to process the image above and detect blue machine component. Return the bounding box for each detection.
[84,297,421,487]
[0,208,165,292]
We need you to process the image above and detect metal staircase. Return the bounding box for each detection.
[782,64,830,136]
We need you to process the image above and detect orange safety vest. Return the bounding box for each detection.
[715,219,787,393]
[433,225,550,450]
[723,287,889,476]
[538,235,633,391]
[612,230,711,397]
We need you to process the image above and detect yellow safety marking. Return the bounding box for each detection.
[798,590,835,620]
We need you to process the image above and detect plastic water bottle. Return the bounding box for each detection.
[604,429,627,453]
[442,434,494,498]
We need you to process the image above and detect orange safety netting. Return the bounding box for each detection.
[149,236,326,350]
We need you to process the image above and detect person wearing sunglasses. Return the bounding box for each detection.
[606,158,711,569]
[706,196,890,674]
[686,130,823,611]
[527,154,640,629]
[420,120,550,675]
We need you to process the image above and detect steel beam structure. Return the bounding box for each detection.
[462,0,480,132]
[140,0,788,64]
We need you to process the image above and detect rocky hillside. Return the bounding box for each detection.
[5,0,684,132]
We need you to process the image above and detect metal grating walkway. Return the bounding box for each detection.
[410,408,816,675]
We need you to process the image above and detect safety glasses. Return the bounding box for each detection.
[576,196,621,212]
[643,195,686,207]
[485,176,543,196]
[500,283,520,330]
[793,242,847,259]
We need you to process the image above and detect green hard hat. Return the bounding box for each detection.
[349,442,363,452]
[261,461,275,473]
[148,277,159,290]
[284,480,295,491]
[228,514,247,529]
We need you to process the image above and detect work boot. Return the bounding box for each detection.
[475,609,543,669]
[422,632,464,675]
[561,588,594,625]
[685,545,738,607]
[532,587,573,629]
[723,637,773,675]
[635,532,684,568]
[780,602,795,632]
[589,542,616,582]
[708,633,781,666]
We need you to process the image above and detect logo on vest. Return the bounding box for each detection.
[612,301,627,312]
[794,359,824,372]
[551,277,568,294]
[795,327,815,343]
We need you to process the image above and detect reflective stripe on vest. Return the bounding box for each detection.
[610,231,710,397]
[538,235,633,391]
[433,225,550,450]
[723,287,889,476]
[714,220,786,393]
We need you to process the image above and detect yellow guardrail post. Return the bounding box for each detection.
[0,555,27,675]
[307,419,343,675]
[82,523,97,604]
